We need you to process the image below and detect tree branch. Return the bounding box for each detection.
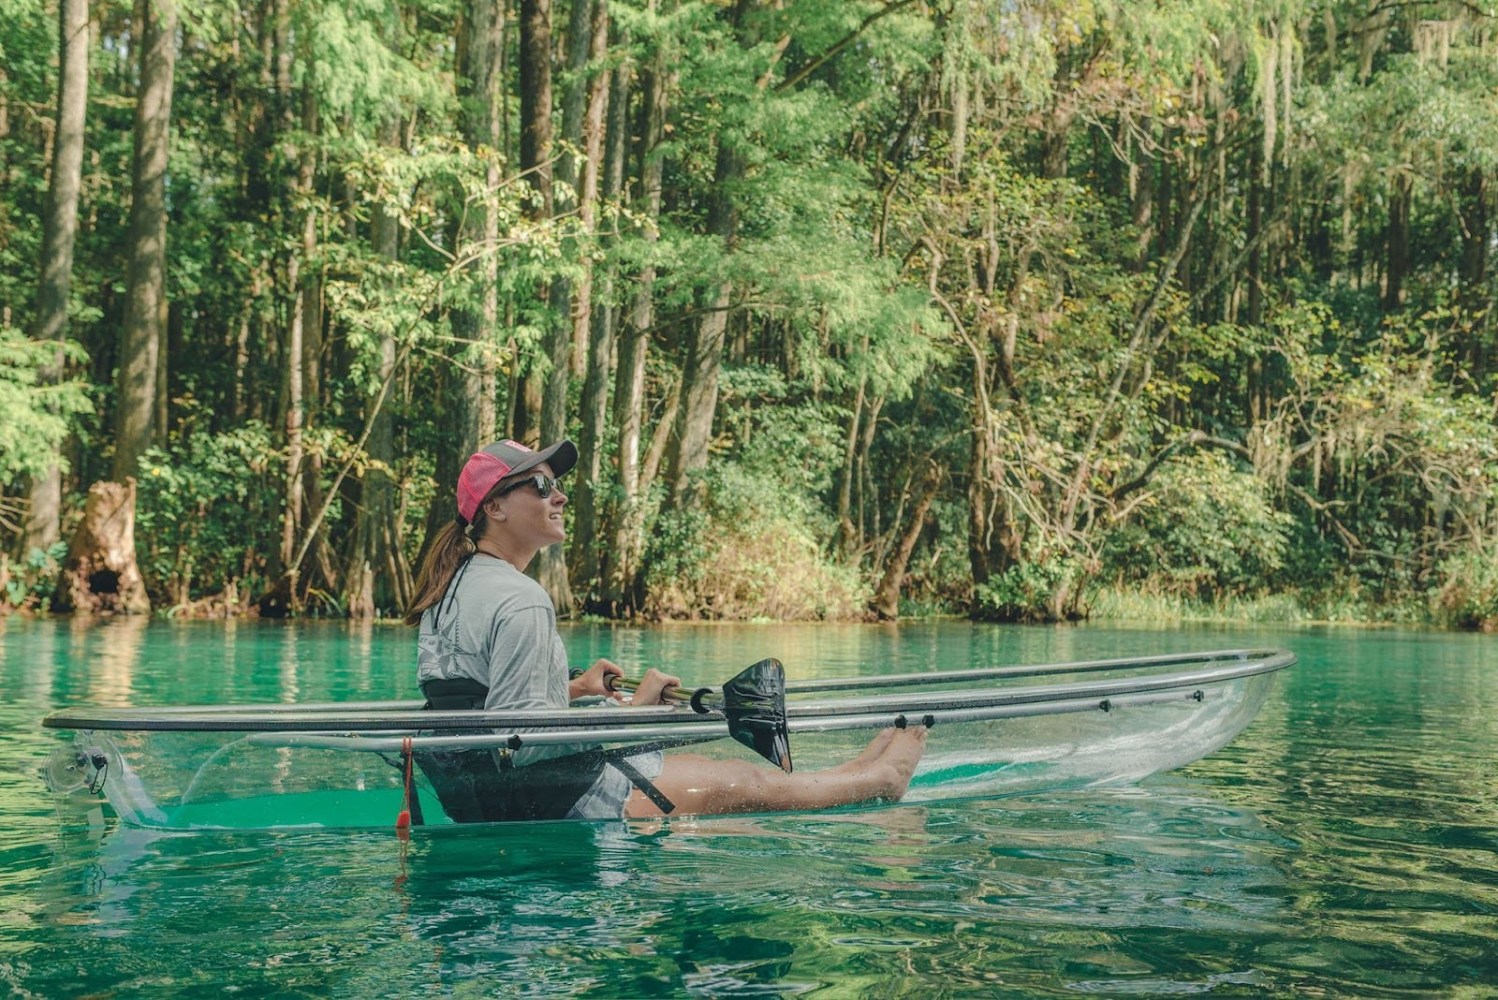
[1109,430,1208,502]
[777,0,925,92]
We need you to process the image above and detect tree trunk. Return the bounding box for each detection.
[22,0,90,555]
[299,95,332,599]
[669,282,729,506]
[347,129,410,619]
[445,0,503,439]
[1245,141,1268,427]
[1383,171,1411,312]
[600,27,669,616]
[113,0,177,481]
[51,479,152,615]
[1457,168,1489,378]
[519,0,574,613]
[538,0,573,451]
[269,90,319,615]
[1129,124,1154,270]
[570,0,610,378]
[509,0,553,447]
[966,361,1004,590]
[835,372,865,560]
[1246,142,1265,327]
[572,59,628,604]
[870,464,940,620]
[556,0,593,379]
[1041,56,1075,181]
[667,139,741,506]
[472,0,503,444]
[855,393,882,555]
[415,0,506,579]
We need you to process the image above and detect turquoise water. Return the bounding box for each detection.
[2,618,1496,996]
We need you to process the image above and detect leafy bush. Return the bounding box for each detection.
[644,463,862,621]
[0,327,91,482]
[0,541,67,612]
[972,557,1083,623]
[1430,550,1498,631]
[134,423,281,608]
[1101,451,1293,599]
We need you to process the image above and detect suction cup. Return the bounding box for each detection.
[44,746,102,794]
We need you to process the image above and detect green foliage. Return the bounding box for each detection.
[1431,549,1498,631]
[6,0,1498,629]
[718,365,847,502]
[134,425,281,608]
[1,541,67,611]
[0,329,92,483]
[644,462,862,621]
[1102,452,1294,598]
[973,557,1085,624]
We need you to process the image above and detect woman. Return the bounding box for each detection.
[405,437,925,822]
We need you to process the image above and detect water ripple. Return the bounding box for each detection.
[6,621,1498,996]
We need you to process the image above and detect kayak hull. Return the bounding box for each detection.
[43,648,1290,831]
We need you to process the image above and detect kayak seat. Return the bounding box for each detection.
[416,677,674,821]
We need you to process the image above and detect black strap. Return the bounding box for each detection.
[405,755,427,826]
[431,552,475,632]
[607,751,676,814]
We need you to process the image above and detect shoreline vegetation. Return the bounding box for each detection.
[3,3,1498,632]
[0,571,1481,633]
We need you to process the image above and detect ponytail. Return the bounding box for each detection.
[403,518,479,625]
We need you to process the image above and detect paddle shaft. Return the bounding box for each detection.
[604,674,718,713]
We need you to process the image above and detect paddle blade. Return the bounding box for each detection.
[721,658,793,773]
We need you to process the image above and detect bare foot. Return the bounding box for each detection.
[873,726,927,800]
[836,727,897,772]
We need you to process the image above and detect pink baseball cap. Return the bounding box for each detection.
[455,438,578,523]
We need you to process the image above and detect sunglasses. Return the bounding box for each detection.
[497,473,564,499]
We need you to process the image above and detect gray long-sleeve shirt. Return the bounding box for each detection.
[417,553,568,710]
[414,551,663,817]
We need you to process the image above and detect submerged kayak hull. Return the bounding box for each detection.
[43,648,1292,831]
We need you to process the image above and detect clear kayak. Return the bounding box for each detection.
[42,648,1293,831]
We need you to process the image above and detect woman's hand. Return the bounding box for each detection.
[569,658,624,700]
[631,667,682,706]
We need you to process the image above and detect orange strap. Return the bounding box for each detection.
[395,735,414,837]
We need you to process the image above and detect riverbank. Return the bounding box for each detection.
[3,583,1492,633]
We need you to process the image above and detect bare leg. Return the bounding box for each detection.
[625,727,926,819]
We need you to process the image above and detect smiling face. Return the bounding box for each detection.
[482,461,568,555]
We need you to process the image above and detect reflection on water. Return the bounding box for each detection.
[81,615,149,708]
[21,786,1292,997]
[4,619,1498,996]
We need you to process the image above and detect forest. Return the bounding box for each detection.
[1,0,1496,626]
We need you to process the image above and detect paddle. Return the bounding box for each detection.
[604,658,793,773]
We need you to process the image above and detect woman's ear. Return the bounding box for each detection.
[484,497,506,522]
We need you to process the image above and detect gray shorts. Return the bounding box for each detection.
[567,748,666,819]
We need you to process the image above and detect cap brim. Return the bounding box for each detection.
[489,439,577,481]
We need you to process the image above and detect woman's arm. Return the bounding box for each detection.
[626,667,681,706]
[483,605,567,711]
[569,658,623,700]
[569,660,682,705]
